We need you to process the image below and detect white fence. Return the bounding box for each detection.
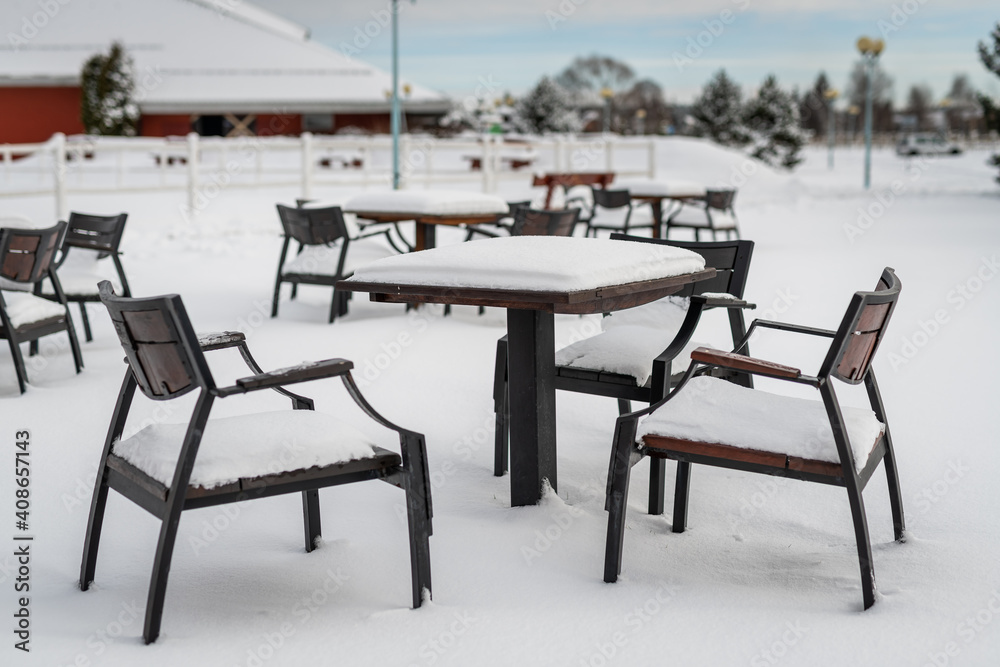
[0,132,656,220]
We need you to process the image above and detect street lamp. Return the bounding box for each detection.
[856,36,885,190]
[823,88,838,169]
[390,1,415,190]
[600,87,613,133]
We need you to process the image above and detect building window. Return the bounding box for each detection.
[303,114,334,133]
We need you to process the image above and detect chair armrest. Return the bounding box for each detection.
[690,347,802,379]
[691,294,756,309]
[749,319,836,337]
[197,331,246,351]
[214,358,354,397]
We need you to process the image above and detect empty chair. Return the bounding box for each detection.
[584,188,657,237]
[464,200,532,240]
[664,189,740,241]
[81,283,433,643]
[604,268,903,610]
[494,236,755,518]
[272,204,395,323]
[45,211,130,342]
[511,207,580,237]
[0,222,83,393]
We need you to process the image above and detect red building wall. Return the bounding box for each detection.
[0,87,84,144]
[139,114,191,137]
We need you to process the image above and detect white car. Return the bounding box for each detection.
[896,134,962,156]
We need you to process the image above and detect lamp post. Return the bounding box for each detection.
[390,1,415,190]
[824,88,838,169]
[600,87,613,133]
[856,36,885,190]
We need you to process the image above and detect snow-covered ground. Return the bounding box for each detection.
[2,137,999,666]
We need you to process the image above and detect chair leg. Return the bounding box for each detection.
[403,435,433,608]
[66,320,84,375]
[493,338,510,476]
[291,284,298,300]
[78,302,93,342]
[671,461,691,533]
[302,489,322,552]
[142,510,185,643]
[647,459,666,516]
[6,338,28,394]
[79,468,111,590]
[882,439,906,541]
[271,279,282,318]
[845,481,877,610]
[604,425,639,583]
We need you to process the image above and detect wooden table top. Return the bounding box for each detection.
[339,268,715,315]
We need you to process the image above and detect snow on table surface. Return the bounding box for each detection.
[344,235,706,292]
[343,189,510,216]
[617,178,708,198]
[638,375,884,470]
[114,410,380,488]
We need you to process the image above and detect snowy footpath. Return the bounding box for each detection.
[1,137,999,666]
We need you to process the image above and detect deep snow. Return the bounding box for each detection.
[1,137,999,666]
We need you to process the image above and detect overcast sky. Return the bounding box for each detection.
[250,0,999,105]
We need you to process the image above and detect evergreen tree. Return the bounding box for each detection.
[80,42,139,136]
[743,75,806,170]
[688,69,750,147]
[978,23,1000,183]
[799,72,832,137]
[512,77,581,134]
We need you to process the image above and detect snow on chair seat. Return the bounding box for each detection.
[282,238,395,277]
[2,291,69,329]
[636,375,884,473]
[113,410,389,490]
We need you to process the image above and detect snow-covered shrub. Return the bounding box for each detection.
[80,42,139,137]
[511,77,581,134]
[688,69,750,148]
[743,75,806,170]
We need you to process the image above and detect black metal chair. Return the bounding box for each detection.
[510,207,580,237]
[494,236,755,517]
[44,211,130,342]
[81,282,433,644]
[604,268,903,611]
[664,189,740,241]
[0,222,83,394]
[463,200,533,240]
[584,188,657,237]
[272,204,395,323]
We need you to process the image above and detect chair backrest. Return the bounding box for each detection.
[63,212,128,255]
[512,208,580,237]
[98,281,214,400]
[0,221,65,285]
[705,189,736,211]
[609,234,754,299]
[822,268,901,385]
[276,204,349,246]
[591,188,632,210]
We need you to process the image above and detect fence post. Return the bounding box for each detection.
[52,133,67,221]
[301,131,314,199]
[481,133,492,193]
[399,133,410,189]
[186,132,199,217]
[604,136,614,172]
[647,139,656,177]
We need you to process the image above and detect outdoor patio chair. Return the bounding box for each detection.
[493,236,754,518]
[0,221,83,394]
[272,204,395,323]
[664,188,740,241]
[464,200,532,240]
[510,207,580,237]
[44,211,130,342]
[80,283,433,644]
[604,268,903,611]
[584,188,657,237]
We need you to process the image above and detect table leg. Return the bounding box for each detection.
[651,200,663,239]
[506,309,557,506]
[414,222,436,252]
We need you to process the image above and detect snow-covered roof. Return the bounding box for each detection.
[0,0,450,115]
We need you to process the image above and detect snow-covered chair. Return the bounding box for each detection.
[271,204,396,323]
[0,221,83,394]
[604,268,904,611]
[583,188,658,237]
[81,283,433,644]
[46,211,130,342]
[664,188,740,241]
[494,236,755,517]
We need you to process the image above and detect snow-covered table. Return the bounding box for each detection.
[617,179,708,238]
[339,236,714,506]
[343,190,510,251]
